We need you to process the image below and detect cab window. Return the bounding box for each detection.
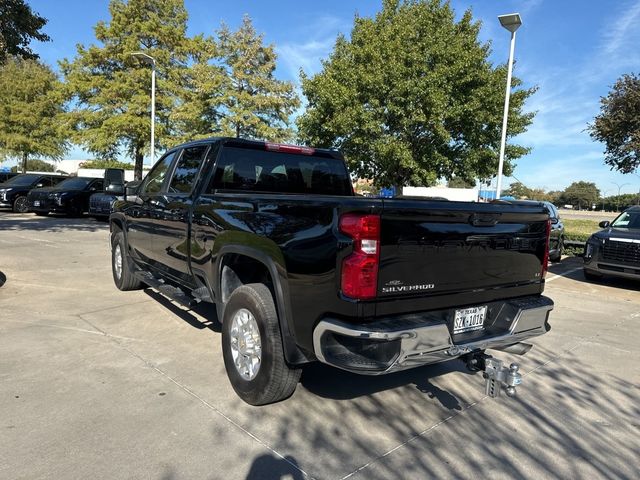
[168,145,208,194]
[140,151,177,194]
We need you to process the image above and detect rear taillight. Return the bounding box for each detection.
[541,219,551,279]
[340,213,381,299]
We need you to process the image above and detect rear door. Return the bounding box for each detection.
[151,144,210,284]
[375,199,549,315]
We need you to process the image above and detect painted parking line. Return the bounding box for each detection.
[546,266,584,283]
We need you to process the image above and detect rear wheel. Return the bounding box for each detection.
[111,232,143,291]
[222,283,301,405]
[12,196,28,213]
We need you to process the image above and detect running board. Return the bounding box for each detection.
[135,271,195,309]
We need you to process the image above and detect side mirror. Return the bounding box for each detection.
[35,183,43,188]
[124,180,141,201]
[599,220,610,228]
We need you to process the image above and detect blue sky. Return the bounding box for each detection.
[10,0,640,194]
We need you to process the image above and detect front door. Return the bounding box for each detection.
[151,144,210,285]
[126,150,178,265]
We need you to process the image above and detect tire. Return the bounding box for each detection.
[222,283,301,405]
[111,231,143,291]
[550,237,564,262]
[12,196,29,213]
[583,269,602,282]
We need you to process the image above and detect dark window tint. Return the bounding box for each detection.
[207,147,352,195]
[50,176,66,186]
[4,174,41,186]
[168,146,208,193]
[141,151,176,194]
[56,178,93,189]
[90,179,104,190]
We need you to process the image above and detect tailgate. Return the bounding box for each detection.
[377,199,549,308]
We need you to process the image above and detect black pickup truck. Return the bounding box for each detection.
[110,137,553,405]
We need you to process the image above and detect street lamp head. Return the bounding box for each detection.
[130,51,156,66]
[498,13,522,33]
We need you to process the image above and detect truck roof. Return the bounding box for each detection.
[174,137,343,159]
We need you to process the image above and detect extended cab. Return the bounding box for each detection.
[110,138,553,405]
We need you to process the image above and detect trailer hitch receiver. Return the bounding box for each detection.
[483,357,522,398]
[462,352,522,398]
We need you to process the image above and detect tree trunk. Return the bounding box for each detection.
[134,147,144,181]
[22,152,28,174]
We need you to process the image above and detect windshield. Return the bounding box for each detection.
[1,174,41,187]
[611,211,640,229]
[56,178,92,190]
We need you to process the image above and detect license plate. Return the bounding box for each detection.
[453,305,487,334]
[33,200,40,207]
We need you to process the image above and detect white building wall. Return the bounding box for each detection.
[402,186,479,202]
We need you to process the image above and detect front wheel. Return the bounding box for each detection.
[222,283,301,405]
[13,196,29,213]
[111,232,143,291]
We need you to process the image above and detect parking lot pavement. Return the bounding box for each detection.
[1,212,639,480]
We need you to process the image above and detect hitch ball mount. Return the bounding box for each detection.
[463,352,523,398]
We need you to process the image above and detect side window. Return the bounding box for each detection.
[91,180,104,190]
[168,145,208,194]
[141,151,176,194]
[50,177,65,186]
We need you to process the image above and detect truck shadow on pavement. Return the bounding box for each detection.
[0,213,108,233]
[302,361,466,411]
[257,341,640,479]
[143,289,222,332]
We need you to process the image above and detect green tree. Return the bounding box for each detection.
[447,177,476,188]
[562,181,600,210]
[504,181,531,199]
[10,158,55,172]
[297,0,535,189]
[80,158,134,170]
[588,73,640,174]
[0,57,67,172]
[217,16,299,140]
[168,35,227,144]
[60,0,192,180]
[0,0,50,63]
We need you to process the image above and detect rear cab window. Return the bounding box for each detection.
[207,143,353,196]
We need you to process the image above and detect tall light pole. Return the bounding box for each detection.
[131,52,156,165]
[611,182,629,212]
[496,13,522,199]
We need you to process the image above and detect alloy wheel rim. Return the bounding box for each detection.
[15,197,28,213]
[114,244,123,280]
[229,308,262,381]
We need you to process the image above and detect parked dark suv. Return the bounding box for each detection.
[0,173,68,213]
[28,176,104,216]
[507,200,565,261]
[584,206,640,281]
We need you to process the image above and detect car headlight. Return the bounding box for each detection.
[585,243,593,258]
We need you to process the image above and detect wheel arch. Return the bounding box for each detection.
[215,245,309,365]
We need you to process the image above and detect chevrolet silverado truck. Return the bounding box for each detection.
[109,137,554,405]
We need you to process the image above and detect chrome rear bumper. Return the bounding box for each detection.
[313,296,553,375]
